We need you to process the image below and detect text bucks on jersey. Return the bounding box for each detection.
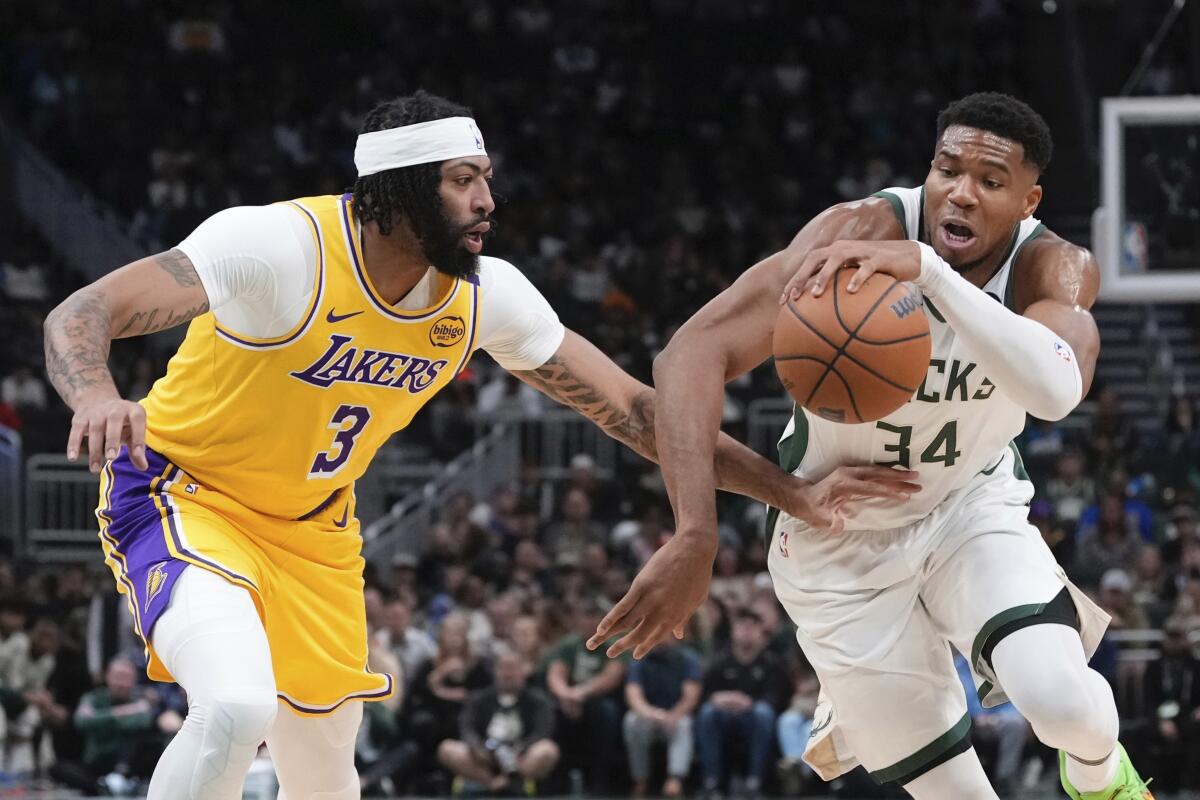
[776,186,1041,532]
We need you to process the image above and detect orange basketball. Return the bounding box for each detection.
[773,269,931,424]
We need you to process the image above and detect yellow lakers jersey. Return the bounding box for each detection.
[142,194,479,519]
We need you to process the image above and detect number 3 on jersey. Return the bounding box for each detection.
[876,420,961,468]
[310,404,371,478]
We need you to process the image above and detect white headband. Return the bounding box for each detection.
[354,116,487,177]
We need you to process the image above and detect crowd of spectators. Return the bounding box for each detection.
[0,389,1197,796]
[1,0,1200,797]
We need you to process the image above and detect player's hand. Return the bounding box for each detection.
[778,240,923,304]
[782,466,920,534]
[587,532,715,660]
[67,391,148,473]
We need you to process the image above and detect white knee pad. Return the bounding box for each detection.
[189,692,278,787]
[207,691,279,748]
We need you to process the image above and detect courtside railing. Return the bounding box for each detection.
[361,422,519,565]
[23,454,101,563]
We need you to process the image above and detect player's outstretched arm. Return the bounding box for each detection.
[651,201,905,551]
[44,249,211,471]
[512,329,793,509]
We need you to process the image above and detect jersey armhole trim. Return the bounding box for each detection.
[451,280,481,378]
[763,407,810,555]
[212,200,326,350]
[870,190,907,232]
[1003,222,1048,311]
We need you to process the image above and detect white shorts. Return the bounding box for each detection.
[767,446,1109,785]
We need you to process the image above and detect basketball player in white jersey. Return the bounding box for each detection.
[590,93,1153,799]
[44,91,916,800]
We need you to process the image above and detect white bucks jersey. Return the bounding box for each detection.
[771,186,1047,533]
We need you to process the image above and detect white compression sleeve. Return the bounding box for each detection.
[914,242,1083,421]
[147,567,279,800]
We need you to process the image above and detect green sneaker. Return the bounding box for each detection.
[1059,744,1154,799]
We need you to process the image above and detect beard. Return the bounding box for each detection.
[412,202,493,279]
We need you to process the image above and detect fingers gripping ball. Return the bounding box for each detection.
[774,269,931,423]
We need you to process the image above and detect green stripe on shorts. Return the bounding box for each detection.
[868,712,972,785]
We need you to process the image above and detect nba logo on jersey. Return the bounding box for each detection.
[778,530,790,558]
[185,483,198,495]
[1054,341,1072,363]
[146,562,169,604]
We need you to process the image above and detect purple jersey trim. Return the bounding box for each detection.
[277,670,394,715]
[452,281,480,378]
[98,447,257,645]
[339,196,463,322]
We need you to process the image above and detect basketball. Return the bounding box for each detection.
[773,269,931,423]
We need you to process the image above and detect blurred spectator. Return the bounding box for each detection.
[542,488,607,566]
[510,540,555,598]
[776,664,820,797]
[1072,495,1146,589]
[1,366,47,412]
[407,612,492,762]
[481,592,522,658]
[378,596,437,687]
[546,598,627,794]
[437,647,559,794]
[509,615,545,678]
[1086,387,1138,473]
[955,655,1032,797]
[1163,504,1199,567]
[50,656,159,792]
[623,638,702,798]
[1154,395,1200,479]
[579,542,611,597]
[1044,448,1095,528]
[1031,499,1073,567]
[1131,545,1177,628]
[709,546,752,611]
[477,371,543,416]
[0,597,30,695]
[364,586,386,633]
[1098,569,1150,630]
[1141,617,1200,792]
[561,453,623,526]
[390,553,420,604]
[1077,468,1155,543]
[20,617,92,769]
[696,608,789,799]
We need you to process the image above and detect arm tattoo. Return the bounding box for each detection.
[44,287,118,409]
[115,301,210,337]
[154,249,200,287]
[518,355,782,503]
[517,354,658,461]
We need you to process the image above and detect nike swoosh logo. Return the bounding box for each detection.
[809,711,834,738]
[326,309,364,323]
[333,503,349,528]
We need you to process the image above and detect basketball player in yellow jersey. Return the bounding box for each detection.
[42,91,918,800]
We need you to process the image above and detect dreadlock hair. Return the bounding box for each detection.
[936,92,1053,174]
[351,90,474,237]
